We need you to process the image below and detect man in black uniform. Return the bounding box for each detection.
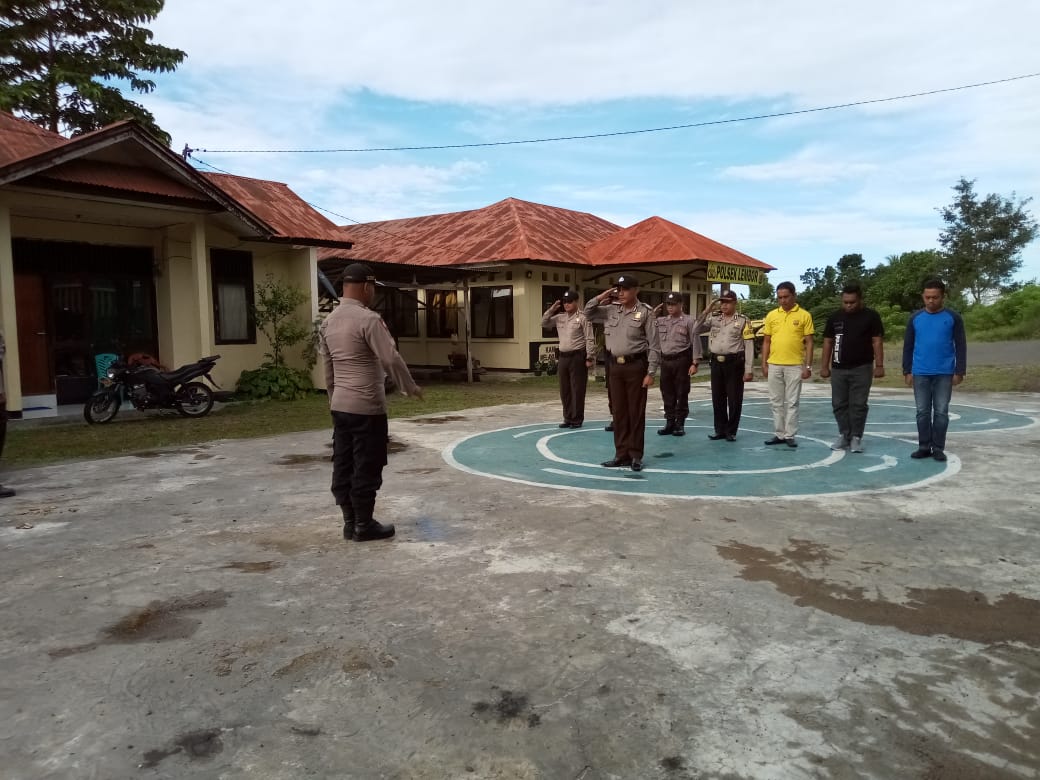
[319,264,424,541]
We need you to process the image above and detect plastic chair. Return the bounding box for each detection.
[94,353,120,389]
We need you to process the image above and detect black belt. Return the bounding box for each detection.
[662,350,692,360]
[611,351,647,365]
[557,349,586,356]
[713,353,743,363]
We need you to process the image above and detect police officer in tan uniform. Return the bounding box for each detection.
[584,274,661,471]
[542,290,595,428]
[0,329,14,498]
[319,263,423,542]
[693,290,755,442]
[652,291,702,436]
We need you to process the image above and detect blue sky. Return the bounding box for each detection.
[144,0,1040,290]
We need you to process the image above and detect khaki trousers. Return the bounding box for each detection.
[767,363,805,439]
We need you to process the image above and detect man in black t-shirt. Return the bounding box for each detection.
[820,282,885,453]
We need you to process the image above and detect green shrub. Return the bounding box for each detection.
[236,362,315,401]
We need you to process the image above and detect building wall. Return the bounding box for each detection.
[0,190,319,409]
[393,262,713,371]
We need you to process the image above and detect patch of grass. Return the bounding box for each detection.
[4,376,566,470]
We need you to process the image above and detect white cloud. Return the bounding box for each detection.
[151,1,1040,107]
[722,148,878,184]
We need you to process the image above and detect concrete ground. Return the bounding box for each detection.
[1,384,1039,780]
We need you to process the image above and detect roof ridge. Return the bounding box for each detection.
[504,198,534,256]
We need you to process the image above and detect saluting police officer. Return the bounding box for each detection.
[692,289,755,442]
[652,291,702,436]
[542,291,595,428]
[319,263,424,542]
[584,274,661,472]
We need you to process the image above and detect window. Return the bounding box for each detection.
[471,286,514,338]
[426,290,458,338]
[210,249,255,344]
[541,285,568,337]
[375,288,419,338]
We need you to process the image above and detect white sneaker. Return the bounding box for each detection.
[849,436,864,453]
[830,436,849,450]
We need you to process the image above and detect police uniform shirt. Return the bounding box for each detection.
[319,298,421,415]
[541,308,595,354]
[584,299,661,376]
[656,312,703,359]
[699,311,755,361]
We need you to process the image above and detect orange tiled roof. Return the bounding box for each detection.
[586,216,773,269]
[203,173,352,245]
[36,159,211,201]
[321,199,773,272]
[0,111,64,166]
[320,197,620,267]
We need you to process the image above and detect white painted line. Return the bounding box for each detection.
[543,468,638,482]
[860,455,898,473]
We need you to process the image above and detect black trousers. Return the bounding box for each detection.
[710,357,746,436]
[331,411,388,521]
[0,399,7,462]
[558,350,588,425]
[660,351,692,422]
[608,357,649,460]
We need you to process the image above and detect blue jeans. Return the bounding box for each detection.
[912,374,953,451]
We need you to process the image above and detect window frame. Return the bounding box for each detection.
[210,248,256,345]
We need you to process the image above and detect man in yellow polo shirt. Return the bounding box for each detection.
[760,281,815,448]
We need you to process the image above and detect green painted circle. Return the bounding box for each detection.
[443,398,1034,499]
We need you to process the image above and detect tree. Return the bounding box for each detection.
[836,253,866,284]
[938,177,1038,305]
[252,275,311,367]
[0,0,185,143]
[866,250,946,312]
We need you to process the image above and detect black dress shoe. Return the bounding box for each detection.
[764,436,786,445]
[672,426,685,437]
[630,460,644,472]
[785,438,798,448]
[570,423,583,428]
[910,448,932,459]
[559,422,571,428]
[353,519,396,542]
[601,458,632,467]
[726,435,737,442]
[0,485,15,498]
[708,433,726,440]
[604,423,614,431]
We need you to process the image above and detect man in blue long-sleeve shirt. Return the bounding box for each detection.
[902,278,967,462]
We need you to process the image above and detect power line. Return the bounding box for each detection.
[192,155,496,263]
[193,71,1040,154]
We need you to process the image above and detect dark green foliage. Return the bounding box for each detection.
[865,250,947,312]
[236,362,314,401]
[252,275,311,367]
[938,178,1038,305]
[962,284,1040,341]
[739,298,774,320]
[0,0,184,142]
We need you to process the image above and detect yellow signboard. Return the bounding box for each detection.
[707,262,765,286]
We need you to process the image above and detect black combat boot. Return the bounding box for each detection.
[340,504,355,540]
[672,418,686,436]
[351,498,395,542]
[658,418,676,435]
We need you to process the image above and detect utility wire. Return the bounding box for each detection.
[193,71,1040,154]
[192,155,497,264]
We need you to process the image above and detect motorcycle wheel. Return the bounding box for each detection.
[84,392,121,424]
[175,381,215,418]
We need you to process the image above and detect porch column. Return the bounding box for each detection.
[190,218,213,358]
[0,204,21,412]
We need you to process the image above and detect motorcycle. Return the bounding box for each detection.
[84,355,222,424]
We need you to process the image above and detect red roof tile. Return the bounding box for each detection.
[203,172,352,245]
[0,111,64,166]
[586,216,773,270]
[320,197,620,267]
[37,159,211,201]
